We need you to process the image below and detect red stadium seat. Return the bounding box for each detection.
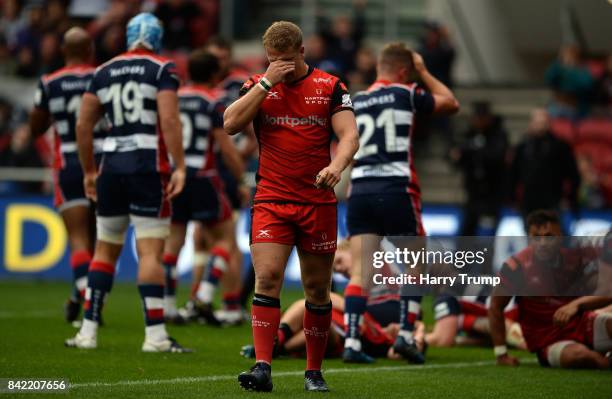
[161,51,189,82]
[550,118,576,144]
[576,118,612,144]
[585,59,605,80]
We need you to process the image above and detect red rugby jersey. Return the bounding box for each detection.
[499,245,599,351]
[239,67,353,204]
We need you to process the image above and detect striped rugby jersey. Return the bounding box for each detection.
[177,84,225,176]
[34,64,105,170]
[86,48,179,174]
[350,80,434,197]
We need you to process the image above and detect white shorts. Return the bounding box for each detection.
[97,214,170,244]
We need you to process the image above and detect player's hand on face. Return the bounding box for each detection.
[315,165,341,189]
[264,60,296,86]
[553,302,579,326]
[496,353,520,367]
[166,168,186,200]
[83,171,97,202]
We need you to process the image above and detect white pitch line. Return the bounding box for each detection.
[70,359,536,389]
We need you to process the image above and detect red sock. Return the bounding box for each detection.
[251,294,281,365]
[304,301,332,371]
[460,314,477,332]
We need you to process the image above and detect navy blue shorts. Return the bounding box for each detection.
[218,166,241,210]
[96,172,170,218]
[366,300,400,327]
[171,174,231,224]
[346,193,423,236]
[433,295,461,321]
[54,166,88,210]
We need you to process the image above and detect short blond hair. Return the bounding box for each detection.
[262,21,303,52]
[379,42,414,72]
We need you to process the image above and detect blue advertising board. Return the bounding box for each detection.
[1,196,610,282]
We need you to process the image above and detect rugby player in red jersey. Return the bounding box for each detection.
[489,210,612,369]
[224,21,359,392]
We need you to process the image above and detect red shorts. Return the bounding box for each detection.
[250,202,337,253]
[530,311,596,365]
[536,312,597,367]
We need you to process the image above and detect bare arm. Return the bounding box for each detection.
[77,93,102,174]
[29,108,51,138]
[76,93,103,200]
[224,61,296,135]
[489,295,520,366]
[315,110,359,189]
[223,82,268,135]
[239,123,258,159]
[489,295,511,348]
[212,127,244,180]
[413,52,459,115]
[158,90,185,199]
[158,90,185,170]
[554,296,612,325]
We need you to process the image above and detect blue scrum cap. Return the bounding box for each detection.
[126,13,163,53]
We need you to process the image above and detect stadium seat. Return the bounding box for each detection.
[585,59,605,80]
[576,118,612,144]
[575,141,612,206]
[550,118,576,144]
[162,51,189,82]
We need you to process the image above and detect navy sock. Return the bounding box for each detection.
[399,296,422,338]
[83,260,115,323]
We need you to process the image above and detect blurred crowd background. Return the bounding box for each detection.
[0,0,610,235]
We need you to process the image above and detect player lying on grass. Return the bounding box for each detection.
[490,209,612,369]
[239,291,425,361]
[428,295,526,350]
[240,242,423,360]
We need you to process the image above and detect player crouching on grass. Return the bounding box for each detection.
[240,241,427,361]
[224,21,359,392]
[427,295,526,350]
[489,210,612,369]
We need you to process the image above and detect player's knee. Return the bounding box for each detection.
[255,269,283,292]
[302,280,330,304]
[97,216,129,245]
[137,253,164,283]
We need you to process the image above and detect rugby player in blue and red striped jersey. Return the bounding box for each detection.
[65,13,190,353]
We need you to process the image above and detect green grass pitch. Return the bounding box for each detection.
[0,281,611,398]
